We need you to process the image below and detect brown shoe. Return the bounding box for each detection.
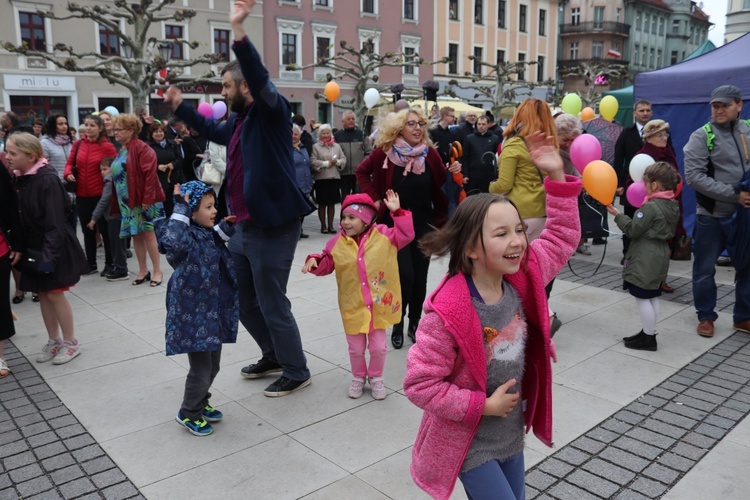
[661,283,674,293]
[697,319,714,337]
[733,320,750,334]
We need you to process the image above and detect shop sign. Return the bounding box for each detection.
[4,75,76,92]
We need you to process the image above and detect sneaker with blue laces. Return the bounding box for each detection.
[203,405,223,423]
[175,411,214,436]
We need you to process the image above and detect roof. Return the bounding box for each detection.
[683,39,716,61]
[690,2,710,23]
[635,0,672,13]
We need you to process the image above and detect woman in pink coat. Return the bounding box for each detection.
[404,132,581,499]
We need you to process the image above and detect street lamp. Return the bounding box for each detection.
[158,42,173,64]
[556,78,566,96]
[120,41,133,59]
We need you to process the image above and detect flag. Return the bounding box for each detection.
[156,68,168,97]
[607,49,621,59]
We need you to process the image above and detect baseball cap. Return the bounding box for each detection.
[710,85,742,104]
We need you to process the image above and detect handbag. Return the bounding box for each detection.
[200,161,223,185]
[16,248,52,274]
[671,235,692,261]
[579,194,609,238]
[63,140,81,193]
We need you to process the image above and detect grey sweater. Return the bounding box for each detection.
[91,174,118,222]
[684,118,748,218]
[40,135,72,180]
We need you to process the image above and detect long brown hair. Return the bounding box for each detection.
[419,193,528,276]
[503,98,558,148]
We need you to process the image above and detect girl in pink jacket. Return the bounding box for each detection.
[404,132,581,500]
[303,190,414,400]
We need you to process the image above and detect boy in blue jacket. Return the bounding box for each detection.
[156,181,239,436]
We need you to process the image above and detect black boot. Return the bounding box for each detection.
[625,333,657,351]
[623,330,645,342]
[550,314,562,339]
[391,323,404,349]
[407,320,419,344]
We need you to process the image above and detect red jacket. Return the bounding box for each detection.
[109,138,165,216]
[63,138,116,198]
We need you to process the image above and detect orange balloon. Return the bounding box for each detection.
[581,107,595,121]
[324,81,340,102]
[582,160,618,205]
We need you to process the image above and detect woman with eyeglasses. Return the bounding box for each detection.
[357,107,461,348]
[636,120,685,292]
[110,114,166,287]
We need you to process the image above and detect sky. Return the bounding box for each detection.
[701,0,727,46]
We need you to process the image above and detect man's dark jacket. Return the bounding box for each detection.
[463,130,502,194]
[429,124,456,165]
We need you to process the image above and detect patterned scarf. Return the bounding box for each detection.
[384,137,428,175]
[51,134,71,146]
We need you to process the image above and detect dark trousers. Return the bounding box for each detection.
[1,254,15,341]
[106,217,128,274]
[397,238,431,326]
[622,205,636,256]
[66,203,78,234]
[340,174,358,199]
[76,196,111,269]
[181,347,222,421]
[228,218,310,381]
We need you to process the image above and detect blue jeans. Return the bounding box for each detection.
[228,218,310,381]
[459,453,526,500]
[693,214,750,323]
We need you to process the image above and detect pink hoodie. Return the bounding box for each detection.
[404,175,582,499]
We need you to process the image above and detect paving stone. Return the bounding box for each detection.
[30,391,58,404]
[34,441,68,460]
[526,470,557,491]
[547,481,600,500]
[673,395,719,413]
[57,424,87,440]
[4,451,37,470]
[0,421,14,434]
[101,482,139,500]
[49,415,78,429]
[27,491,64,500]
[0,430,22,447]
[702,353,728,363]
[572,436,607,454]
[676,369,704,381]
[702,375,742,392]
[612,436,662,460]
[526,486,540,499]
[669,374,697,387]
[658,452,695,472]
[50,465,85,486]
[638,395,668,409]
[92,469,127,489]
[581,458,635,486]
[0,439,30,459]
[614,410,645,426]
[41,406,70,420]
[710,368,750,385]
[21,421,52,438]
[694,381,734,398]
[566,469,619,498]
[72,445,105,462]
[538,458,575,479]
[681,432,716,449]
[27,431,60,448]
[16,476,55,497]
[626,426,678,450]
[15,413,44,427]
[651,409,698,429]
[82,457,116,476]
[724,358,750,371]
[599,447,650,473]
[615,490,651,500]
[671,442,708,461]
[59,478,96,499]
[695,422,728,439]
[42,453,76,472]
[626,401,656,417]
[704,414,735,430]
[0,488,16,500]
[36,399,64,411]
[660,381,688,393]
[63,433,96,450]
[630,477,667,497]
[554,447,590,466]
[713,405,745,421]
[665,402,709,421]
[601,418,633,434]
[734,392,750,405]
[8,463,44,483]
[683,387,726,405]
[642,463,680,484]
[684,363,711,375]
[724,399,750,413]
[3,396,32,409]
[0,474,10,490]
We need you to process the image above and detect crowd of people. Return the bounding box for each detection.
[1,0,749,497]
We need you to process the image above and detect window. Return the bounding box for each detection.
[312,22,337,74]
[537,56,544,82]
[571,7,580,26]
[362,0,376,14]
[316,37,330,61]
[475,0,483,24]
[593,7,604,30]
[641,47,647,67]
[517,53,525,80]
[616,7,621,23]
[99,24,119,56]
[635,12,641,30]
[165,25,184,60]
[315,0,330,5]
[282,33,297,65]
[448,43,458,74]
[404,0,415,20]
[317,102,331,124]
[19,11,46,51]
[473,46,483,74]
[214,29,230,62]
[670,50,678,65]
[649,48,655,68]
[634,45,640,65]
[643,14,649,33]
[657,49,662,67]
[498,1,506,28]
[652,17,657,35]
[672,20,680,35]
[659,18,665,36]
[539,9,546,36]
[404,46,416,74]
[9,96,66,125]
[689,26,695,44]
[569,42,578,60]
[519,5,527,32]
[449,0,459,20]
[496,49,505,65]
[745,0,750,9]
[592,42,603,59]
[97,98,128,115]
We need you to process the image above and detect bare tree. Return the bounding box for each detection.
[443,56,556,117]
[3,0,221,111]
[286,38,448,121]
[559,60,630,107]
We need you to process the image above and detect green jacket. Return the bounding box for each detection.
[615,198,679,290]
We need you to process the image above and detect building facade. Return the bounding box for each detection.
[0,0,258,127]
[263,0,435,126]
[725,0,750,44]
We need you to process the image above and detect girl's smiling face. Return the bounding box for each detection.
[467,202,528,279]
[192,194,217,228]
[340,212,367,237]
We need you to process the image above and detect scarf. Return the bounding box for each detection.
[159,139,167,148]
[320,137,335,147]
[51,134,71,146]
[639,142,677,170]
[644,189,675,205]
[384,137,428,175]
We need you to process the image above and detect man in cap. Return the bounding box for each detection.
[684,84,750,338]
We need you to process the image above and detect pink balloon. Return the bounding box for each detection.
[569,134,603,174]
[197,102,213,118]
[626,181,648,208]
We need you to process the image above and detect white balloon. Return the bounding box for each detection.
[364,88,380,109]
[629,153,655,182]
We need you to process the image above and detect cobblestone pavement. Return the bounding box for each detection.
[0,342,142,500]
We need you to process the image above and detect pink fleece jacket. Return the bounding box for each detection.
[404,175,582,500]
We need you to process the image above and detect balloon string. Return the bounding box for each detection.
[566,196,619,279]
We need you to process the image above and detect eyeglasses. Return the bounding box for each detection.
[113,128,130,133]
[405,120,427,128]
[654,132,669,139]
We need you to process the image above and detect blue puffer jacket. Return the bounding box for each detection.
[155,203,239,355]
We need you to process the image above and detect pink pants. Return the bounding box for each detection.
[346,329,387,379]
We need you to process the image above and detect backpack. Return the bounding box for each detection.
[697,119,750,213]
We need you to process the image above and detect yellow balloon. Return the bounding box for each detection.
[324,81,340,103]
[561,93,582,116]
[599,95,619,122]
[582,160,618,205]
[581,107,595,121]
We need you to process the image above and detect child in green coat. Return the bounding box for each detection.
[607,162,681,351]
